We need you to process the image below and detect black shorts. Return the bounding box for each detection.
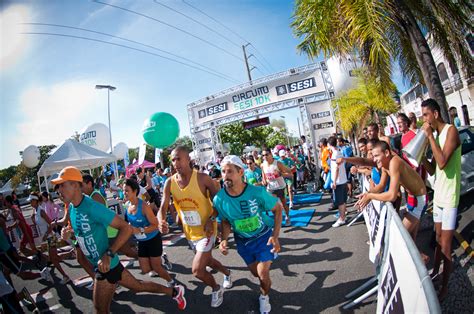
[333,184,348,207]
[138,234,163,258]
[268,188,286,199]
[0,248,22,274]
[96,262,124,284]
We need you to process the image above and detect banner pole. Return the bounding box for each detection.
[342,286,378,310]
[347,211,364,226]
[344,276,378,299]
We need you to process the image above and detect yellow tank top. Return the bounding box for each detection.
[170,169,217,241]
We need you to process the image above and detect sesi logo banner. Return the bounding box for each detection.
[276,77,316,95]
[198,102,228,119]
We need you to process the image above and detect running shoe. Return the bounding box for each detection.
[162,253,173,271]
[285,218,292,227]
[173,285,187,310]
[85,281,95,290]
[40,267,53,283]
[289,202,294,209]
[166,280,176,288]
[223,270,232,289]
[60,276,70,285]
[259,294,271,314]
[211,285,224,308]
[148,271,159,277]
[332,218,346,228]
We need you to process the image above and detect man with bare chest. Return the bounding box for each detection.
[356,141,427,240]
[158,146,232,308]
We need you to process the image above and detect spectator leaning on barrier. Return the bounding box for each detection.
[327,136,348,228]
[420,98,461,301]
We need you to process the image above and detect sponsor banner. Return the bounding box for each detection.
[243,117,270,129]
[376,212,433,313]
[194,130,214,163]
[155,148,162,165]
[138,142,146,165]
[191,68,326,123]
[306,100,336,142]
[362,200,387,263]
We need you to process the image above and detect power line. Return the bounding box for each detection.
[182,0,249,44]
[181,0,275,72]
[249,54,271,73]
[152,0,241,49]
[21,32,240,83]
[23,23,239,82]
[249,43,275,72]
[93,0,244,62]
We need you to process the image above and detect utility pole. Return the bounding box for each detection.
[242,43,253,82]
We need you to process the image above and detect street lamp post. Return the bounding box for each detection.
[95,84,118,176]
[280,115,291,147]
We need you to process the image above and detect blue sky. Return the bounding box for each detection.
[0,0,408,169]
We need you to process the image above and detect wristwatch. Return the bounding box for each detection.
[105,248,116,258]
[209,215,216,222]
[140,227,145,234]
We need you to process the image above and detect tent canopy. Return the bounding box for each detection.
[38,139,117,177]
[0,179,29,194]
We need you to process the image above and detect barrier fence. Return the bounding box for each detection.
[345,176,440,313]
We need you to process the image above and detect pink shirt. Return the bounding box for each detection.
[44,201,61,221]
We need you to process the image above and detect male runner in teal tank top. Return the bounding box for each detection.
[210,155,282,314]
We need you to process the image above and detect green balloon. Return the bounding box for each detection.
[142,112,180,148]
[248,178,257,185]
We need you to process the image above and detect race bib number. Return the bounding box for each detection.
[134,232,147,240]
[234,216,260,233]
[181,211,202,226]
[76,236,90,256]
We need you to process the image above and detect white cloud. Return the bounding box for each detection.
[1,80,104,167]
[0,4,32,70]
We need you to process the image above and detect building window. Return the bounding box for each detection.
[437,63,449,83]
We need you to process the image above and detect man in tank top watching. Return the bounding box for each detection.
[420,98,461,301]
[260,148,292,226]
[158,146,232,308]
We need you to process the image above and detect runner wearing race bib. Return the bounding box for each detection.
[159,146,232,308]
[212,155,282,314]
[54,166,186,312]
[124,179,174,287]
[261,149,292,226]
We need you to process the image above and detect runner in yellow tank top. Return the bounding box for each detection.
[159,146,232,308]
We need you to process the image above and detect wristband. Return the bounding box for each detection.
[209,215,216,222]
[105,248,116,258]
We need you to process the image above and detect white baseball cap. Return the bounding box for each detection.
[221,155,246,169]
[279,149,287,157]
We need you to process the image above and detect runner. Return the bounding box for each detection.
[158,146,232,308]
[4,195,40,259]
[355,141,427,240]
[123,179,174,286]
[29,192,71,284]
[54,166,186,313]
[260,148,292,226]
[244,156,263,186]
[136,168,161,213]
[278,150,296,209]
[212,155,282,314]
[420,98,461,301]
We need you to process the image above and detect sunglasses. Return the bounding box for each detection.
[261,153,269,156]
[247,162,253,165]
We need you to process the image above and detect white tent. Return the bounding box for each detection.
[0,179,30,195]
[37,139,117,191]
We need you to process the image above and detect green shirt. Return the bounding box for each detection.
[70,195,119,269]
[213,184,277,238]
[434,124,461,208]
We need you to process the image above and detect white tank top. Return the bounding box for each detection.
[263,160,286,191]
[35,205,49,236]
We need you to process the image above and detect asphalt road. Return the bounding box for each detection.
[9,190,474,313]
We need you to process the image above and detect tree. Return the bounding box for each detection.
[218,122,287,155]
[292,0,473,122]
[335,70,399,136]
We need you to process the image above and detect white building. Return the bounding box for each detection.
[398,32,473,127]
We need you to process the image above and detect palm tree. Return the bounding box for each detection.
[292,0,473,122]
[335,70,398,137]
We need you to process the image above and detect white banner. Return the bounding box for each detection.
[363,200,387,263]
[194,129,214,164]
[138,142,146,165]
[306,100,337,141]
[155,148,162,165]
[376,210,433,314]
[190,68,327,124]
[124,150,130,168]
